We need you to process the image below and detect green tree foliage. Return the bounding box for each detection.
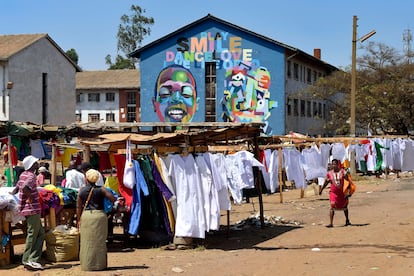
[309,41,414,135]
[106,5,154,70]
[66,48,79,65]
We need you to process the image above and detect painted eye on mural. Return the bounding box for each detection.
[159,86,171,98]
[181,86,194,98]
[231,72,245,81]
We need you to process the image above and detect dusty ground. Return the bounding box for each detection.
[2,173,414,276]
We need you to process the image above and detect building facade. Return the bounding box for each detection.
[0,34,80,125]
[130,14,337,135]
[76,70,140,123]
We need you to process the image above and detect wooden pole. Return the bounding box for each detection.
[278,148,284,203]
[51,143,56,186]
[7,136,13,185]
[84,145,91,163]
[253,135,264,228]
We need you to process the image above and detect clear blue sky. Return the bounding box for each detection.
[2,0,412,71]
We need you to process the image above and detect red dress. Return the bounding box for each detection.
[326,169,348,209]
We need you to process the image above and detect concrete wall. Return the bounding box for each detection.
[285,58,330,136]
[0,64,10,121]
[7,37,76,125]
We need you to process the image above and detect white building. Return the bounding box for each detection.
[76,70,140,123]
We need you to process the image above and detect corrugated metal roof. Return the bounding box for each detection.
[76,70,140,89]
[0,33,46,59]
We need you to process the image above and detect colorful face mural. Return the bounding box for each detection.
[221,61,277,134]
[153,65,199,122]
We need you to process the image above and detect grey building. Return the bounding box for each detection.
[0,34,81,125]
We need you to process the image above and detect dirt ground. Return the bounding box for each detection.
[2,172,414,276]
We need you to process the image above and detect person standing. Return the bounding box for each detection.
[11,155,45,270]
[319,159,353,228]
[65,161,86,189]
[36,166,49,186]
[76,169,115,271]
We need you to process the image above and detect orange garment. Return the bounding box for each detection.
[343,174,356,196]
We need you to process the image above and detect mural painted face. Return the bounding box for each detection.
[153,65,198,122]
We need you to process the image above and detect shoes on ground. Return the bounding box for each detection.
[23,261,44,270]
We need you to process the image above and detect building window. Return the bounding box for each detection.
[126,91,136,122]
[88,113,100,122]
[313,102,318,117]
[205,62,216,122]
[307,101,311,117]
[318,102,322,118]
[300,100,305,117]
[106,113,115,122]
[106,92,115,102]
[88,93,100,102]
[307,68,312,83]
[42,73,48,124]
[287,98,292,116]
[293,63,299,80]
[313,70,317,82]
[293,99,299,116]
[75,113,81,122]
[76,93,82,103]
[287,61,292,78]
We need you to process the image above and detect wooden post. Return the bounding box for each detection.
[51,143,57,186]
[253,135,264,228]
[7,136,13,185]
[278,148,284,203]
[84,145,91,163]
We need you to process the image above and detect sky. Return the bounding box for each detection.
[2,0,413,71]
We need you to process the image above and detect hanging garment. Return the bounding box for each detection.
[151,159,175,236]
[113,154,133,211]
[401,139,414,172]
[30,139,46,159]
[301,145,327,181]
[204,152,231,211]
[331,143,347,163]
[168,154,207,239]
[128,160,149,236]
[267,149,280,193]
[104,176,119,195]
[195,154,220,232]
[283,147,306,189]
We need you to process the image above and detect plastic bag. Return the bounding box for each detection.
[123,139,136,189]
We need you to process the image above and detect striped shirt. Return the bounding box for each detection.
[17,171,41,216]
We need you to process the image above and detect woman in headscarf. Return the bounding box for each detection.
[76,169,115,271]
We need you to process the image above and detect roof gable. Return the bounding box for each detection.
[130,14,337,71]
[0,33,81,71]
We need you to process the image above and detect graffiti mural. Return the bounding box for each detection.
[221,61,277,134]
[157,31,278,132]
[153,65,199,122]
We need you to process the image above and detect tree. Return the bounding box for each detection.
[66,48,79,65]
[309,41,414,135]
[106,5,154,70]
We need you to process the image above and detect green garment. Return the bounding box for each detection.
[4,167,17,187]
[374,141,389,171]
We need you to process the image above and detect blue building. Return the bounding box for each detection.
[130,14,337,135]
